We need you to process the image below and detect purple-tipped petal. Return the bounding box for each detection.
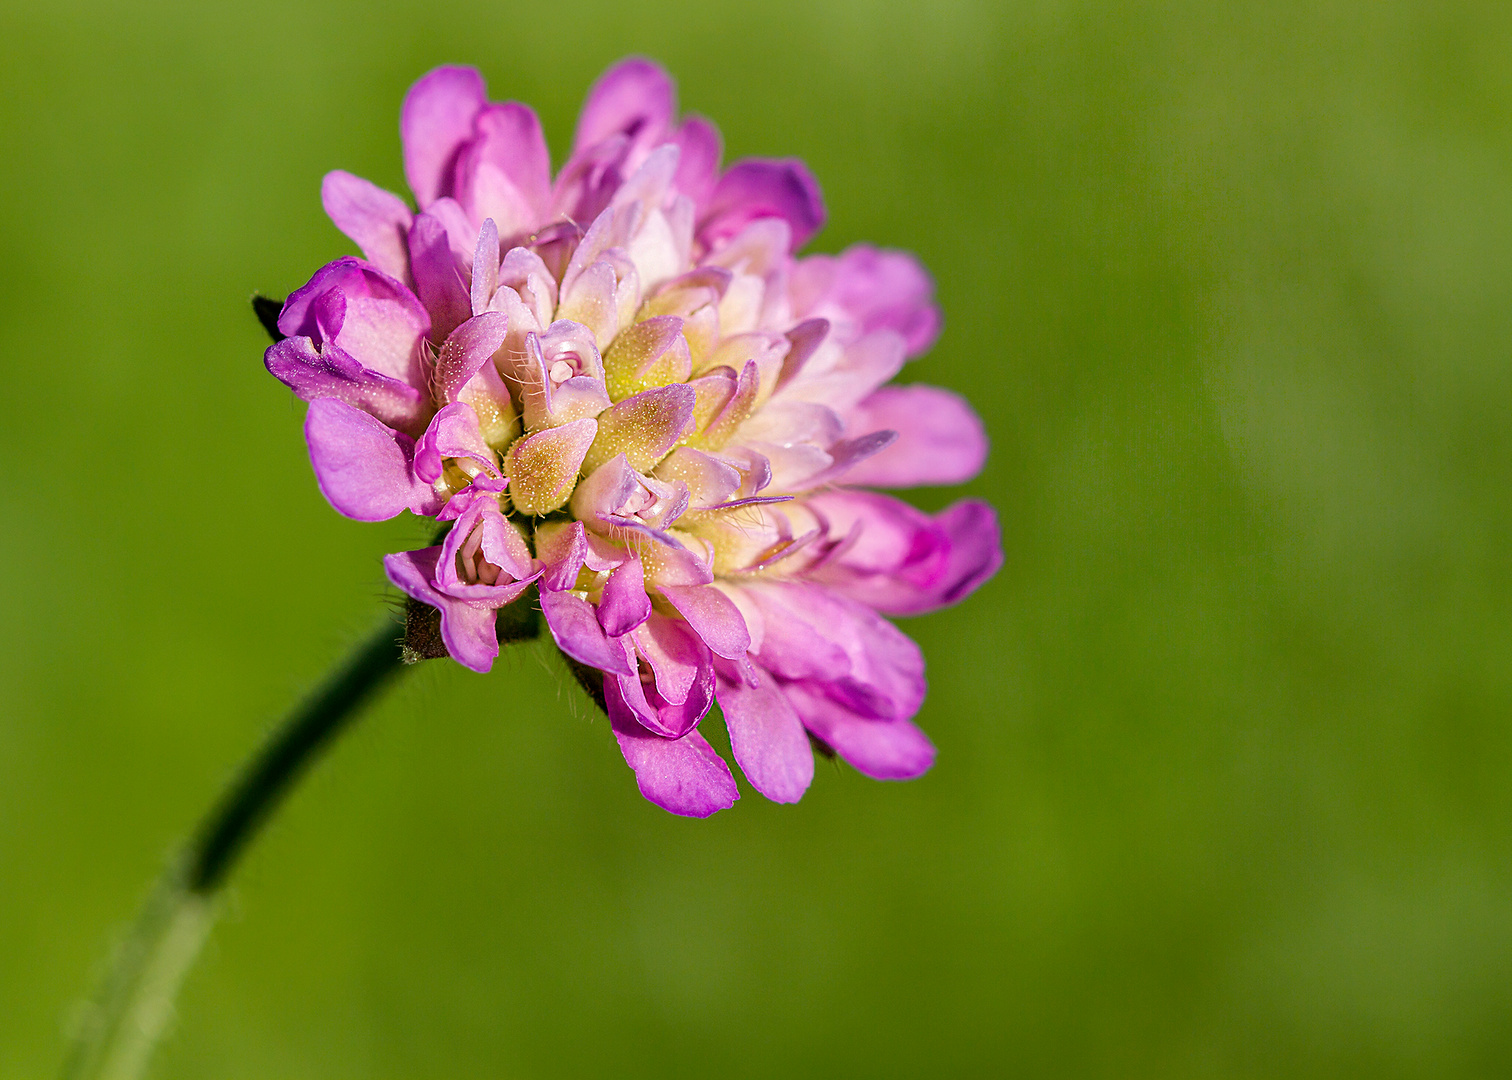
[715,664,814,803]
[598,555,651,636]
[320,171,414,283]
[790,244,941,356]
[383,547,501,673]
[266,336,430,434]
[700,159,826,252]
[607,681,739,817]
[841,385,988,488]
[402,66,487,207]
[408,209,473,343]
[784,682,936,781]
[658,584,750,660]
[434,311,510,403]
[932,499,1004,608]
[583,382,696,474]
[671,115,722,210]
[504,418,598,516]
[413,401,496,484]
[573,57,676,156]
[540,587,635,676]
[304,398,440,521]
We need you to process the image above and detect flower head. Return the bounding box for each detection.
[266,58,1001,816]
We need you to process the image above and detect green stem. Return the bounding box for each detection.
[62,617,407,1080]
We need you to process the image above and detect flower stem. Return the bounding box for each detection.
[63,617,407,1080]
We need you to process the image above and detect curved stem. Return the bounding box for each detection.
[63,617,407,1080]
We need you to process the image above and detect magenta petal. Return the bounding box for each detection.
[784,682,936,781]
[658,584,750,659]
[933,499,1004,608]
[265,336,428,434]
[383,547,500,673]
[715,665,814,803]
[408,210,472,343]
[536,521,589,591]
[413,401,495,484]
[402,66,487,207]
[841,385,988,488]
[433,311,509,403]
[700,159,826,251]
[320,171,414,283]
[277,258,430,381]
[305,398,440,521]
[572,57,676,156]
[607,682,739,817]
[791,244,941,356]
[598,556,651,637]
[455,102,551,234]
[671,115,722,209]
[540,588,635,676]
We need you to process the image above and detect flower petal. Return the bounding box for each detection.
[790,244,941,356]
[383,546,501,674]
[598,555,652,637]
[657,584,750,659]
[304,397,440,521]
[413,401,497,484]
[408,208,474,344]
[503,418,598,516]
[320,171,414,284]
[841,385,988,488]
[572,57,676,158]
[433,311,509,404]
[784,682,936,781]
[402,66,487,207]
[700,159,826,251]
[267,336,429,434]
[715,663,814,803]
[540,587,635,676]
[607,683,739,818]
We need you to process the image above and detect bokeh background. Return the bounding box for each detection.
[4,0,1512,1075]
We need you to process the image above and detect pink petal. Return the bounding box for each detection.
[402,66,487,207]
[304,398,440,521]
[277,258,430,387]
[699,159,826,252]
[790,244,941,356]
[454,102,552,237]
[598,555,651,637]
[841,385,988,488]
[671,115,722,210]
[607,682,739,818]
[413,401,496,484]
[266,336,428,434]
[658,584,750,660]
[433,311,509,403]
[715,664,814,803]
[383,546,501,674]
[572,57,676,157]
[784,682,936,781]
[932,499,1004,609]
[320,171,414,284]
[540,588,635,676]
[408,209,472,343]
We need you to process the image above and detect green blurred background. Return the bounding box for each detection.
[4,0,1512,1075]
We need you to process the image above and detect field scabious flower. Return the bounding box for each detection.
[267,59,1001,816]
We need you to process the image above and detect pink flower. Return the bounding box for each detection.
[266,58,1001,816]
